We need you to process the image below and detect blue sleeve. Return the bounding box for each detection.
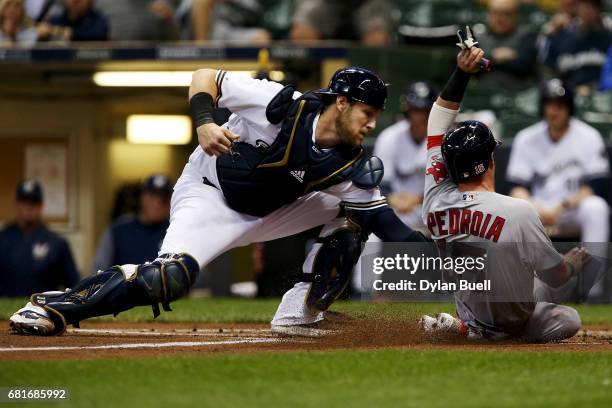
[345,204,427,242]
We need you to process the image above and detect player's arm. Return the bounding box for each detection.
[326,181,427,242]
[560,186,596,210]
[424,47,486,196]
[538,247,588,288]
[517,202,588,287]
[189,69,240,156]
[435,47,484,110]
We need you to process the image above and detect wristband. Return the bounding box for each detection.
[190,92,215,127]
[440,67,471,103]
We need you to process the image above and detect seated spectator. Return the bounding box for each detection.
[91,175,173,274]
[25,0,61,22]
[94,0,178,41]
[37,0,108,42]
[506,78,610,245]
[540,0,611,92]
[0,180,80,297]
[186,0,270,43]
[0,0,38,45]
[374,82,437,231]
[540,0,578,37]
[290,0,394,46]
[474,0,538,88]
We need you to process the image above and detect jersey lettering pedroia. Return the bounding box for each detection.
[185,70,384,209]
[423,103,563,332]
[506,118,609,206]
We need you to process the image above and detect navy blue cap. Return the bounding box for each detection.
[16,179,43,203]
[400,81,438,112]
[143,174,173,195]
[316,66,388,110]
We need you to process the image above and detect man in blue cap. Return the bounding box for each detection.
[0,179,79,297]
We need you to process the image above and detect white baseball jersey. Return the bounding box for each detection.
[375,120,427,196]
[424,103,563,336]
[186,70,383,206]
[506,118,609,207]
[374,120,426,228]
[162,71,386,269]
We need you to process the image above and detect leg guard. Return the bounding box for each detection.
[30,253,199,335]
[303,227,364,314]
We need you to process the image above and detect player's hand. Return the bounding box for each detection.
[197,123,240,156]
[563,247,589,276]
[457,47,485,74]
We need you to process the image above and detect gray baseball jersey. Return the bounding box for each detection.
[424,103,563,336]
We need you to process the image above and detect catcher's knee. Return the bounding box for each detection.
[31,253,199,335]
[304,227,363,314]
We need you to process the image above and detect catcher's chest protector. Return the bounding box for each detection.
[216,91,364,217]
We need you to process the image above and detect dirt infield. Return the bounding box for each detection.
[1,319,611,361]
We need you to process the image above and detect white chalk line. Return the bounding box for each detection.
[66,327,275,338]
[576,330,612,340]
[0,337,291,353]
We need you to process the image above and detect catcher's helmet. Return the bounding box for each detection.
[400,81,437,113]
[316,66,387,110]
[441,120,502,183]
[539,78,574,116]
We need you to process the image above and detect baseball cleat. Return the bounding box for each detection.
[9,302,55,336]
[271,323,330,338]
[419,312,464,335]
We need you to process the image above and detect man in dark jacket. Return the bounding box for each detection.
[0,180,79,297]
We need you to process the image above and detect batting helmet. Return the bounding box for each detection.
[539,78,574,116]
[316,66,387,110]
[400,81,438,113]
[441,120,502,183]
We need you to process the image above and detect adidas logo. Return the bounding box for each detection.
[290,170,305,183]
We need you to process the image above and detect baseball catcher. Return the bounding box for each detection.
[10,65,427,336]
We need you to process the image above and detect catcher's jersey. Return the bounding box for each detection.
[186,70,383,211]
[423,103,562,334]
[506,118,609,206]
[374,120,426,196]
